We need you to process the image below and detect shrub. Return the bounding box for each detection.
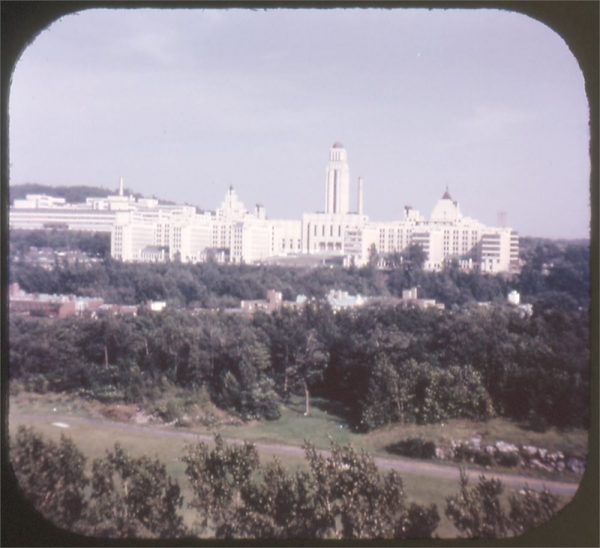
[386,438,436,460]
[445,470,561,538]
[10,426,88,532]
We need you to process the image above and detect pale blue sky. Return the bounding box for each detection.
[9,8,590,238]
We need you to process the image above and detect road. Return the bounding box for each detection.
[11,411,582,498]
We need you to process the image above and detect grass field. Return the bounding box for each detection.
[8,409,462,536]
[9,391,586,538]
[220,395,588,457]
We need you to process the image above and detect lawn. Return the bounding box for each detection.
[9,391,584,538]
[219,395,588,464]
[8,409,461,537]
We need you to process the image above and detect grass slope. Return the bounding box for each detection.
[9,391,585,538]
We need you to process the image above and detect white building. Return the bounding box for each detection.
[10,177,174,233]
[10,145,519,273]
[302,143,368,264]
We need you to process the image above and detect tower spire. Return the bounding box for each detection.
[325,142,350,214]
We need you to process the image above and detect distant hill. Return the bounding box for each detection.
[9,183,175,205]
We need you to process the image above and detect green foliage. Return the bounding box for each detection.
[8,237,589,430]
[183,436,439,539]
[182,434,260,536]
[9,183,116,203]
[11,426,88,532]
[360,358,494,430]
[10,229,110,257]
[231,459,321,538]
[386,438,437,460]
[299,441,439,539]
[86,444,184,537]
[445,470,509,538]
[10,428,562,540]
[508,487,560,535]
[445,470,561,539]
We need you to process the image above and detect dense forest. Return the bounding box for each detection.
[10,230,110,258]
[9,294,589,429]
[8,231,590,431]
[12,426,559,539]
[9,232,590,310]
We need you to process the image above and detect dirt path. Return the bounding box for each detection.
[11,411,581,498]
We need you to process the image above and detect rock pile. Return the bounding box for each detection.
[393,436,586,475]
[440,437,585,474]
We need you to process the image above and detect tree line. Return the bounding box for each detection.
[10,295,589,429]
[9,236,589,311]
[9,184,116,204]
[11,426,559,539]
[10,230,110,258]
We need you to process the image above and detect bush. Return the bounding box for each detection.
[386,438,436,460]
[445,470,561,538]
[11,426,88,532]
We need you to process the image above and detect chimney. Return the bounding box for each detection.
[255,204,266,220]
[119,176,124,197]
[357,176,364,215]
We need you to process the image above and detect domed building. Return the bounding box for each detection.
[429,188,462,224]
[17,142,519,273]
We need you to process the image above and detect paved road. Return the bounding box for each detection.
[11,411,581,498]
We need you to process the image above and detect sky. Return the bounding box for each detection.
[9,8,590,239]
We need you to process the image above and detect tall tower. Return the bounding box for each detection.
[119,176,124,197]
[325,142,350,214]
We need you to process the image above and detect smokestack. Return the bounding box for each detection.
[119,176,124,197]
[255,204,266,220]
[357,176,364,215]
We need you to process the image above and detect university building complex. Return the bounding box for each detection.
[10,143,519,273]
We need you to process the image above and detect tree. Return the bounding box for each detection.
[191,436,440,540]
[228,459,321,539]
[368,243,379,269]
[290,328,329,416]
[445,470,560,539]
[301,441,439,539]
[183,434,260,538]
[10,426,88,533]
[360,359,494,430]
[87,444,184,538]
[445,470,509,538]
[508,487,560,535]
[403,243,427,270]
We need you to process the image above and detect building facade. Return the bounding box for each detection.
[10,144,519,273]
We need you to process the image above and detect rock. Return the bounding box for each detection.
[470,436,482,450]
[566,457,585,474]
[529,458,553,472]
[435,447,446,460]
[547,452,562,463]
[496,441,519,454]
[555,461,565,472]
[521,445,538,458]
[485,445,496,456]
[538,448,547,460]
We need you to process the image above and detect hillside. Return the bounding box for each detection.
[8,183,174,205]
